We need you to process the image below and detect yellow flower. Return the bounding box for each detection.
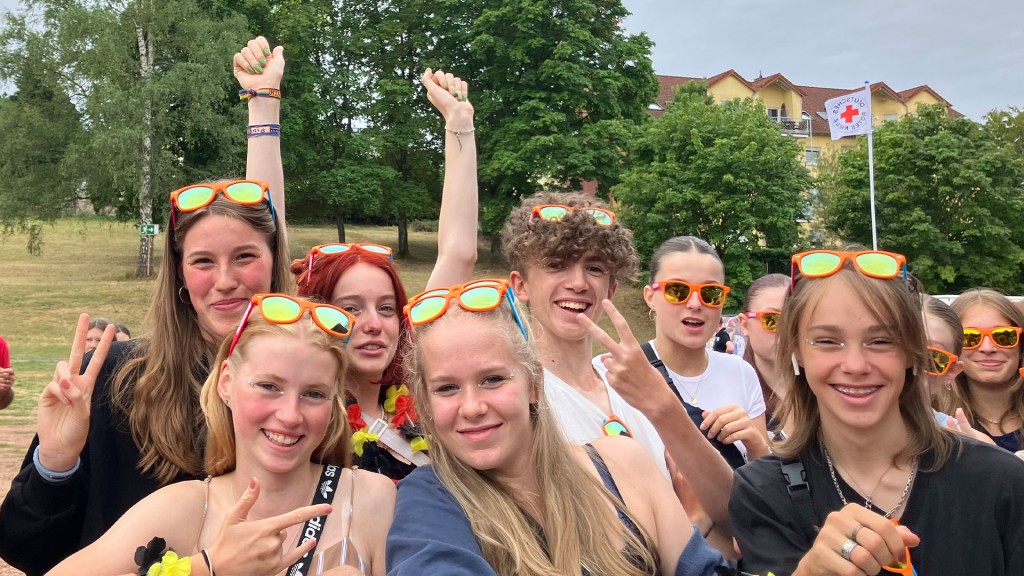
[352,429,380,456]
[410,436,429,452]
[146,551,191,576]
[384,384,410,413]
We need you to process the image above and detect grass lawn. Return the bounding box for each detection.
[0,217,656,433]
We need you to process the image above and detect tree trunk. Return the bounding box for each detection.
[134,17,155,278]
[335,205,346,243]
[490,234,502,259]
[397,214,409,258]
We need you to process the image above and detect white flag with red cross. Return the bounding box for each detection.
[825,85,872,140]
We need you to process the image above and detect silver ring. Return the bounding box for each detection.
[851,524,863,542]
[840,538,858,561]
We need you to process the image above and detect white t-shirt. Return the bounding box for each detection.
[543,367,671,481]
[634,341,766,460]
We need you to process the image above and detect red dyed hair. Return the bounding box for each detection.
[292,248,409,388]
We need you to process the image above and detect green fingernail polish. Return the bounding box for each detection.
[263,48,271,56]
[247,66,255,74]
[255,65,263,73]
[259,57,267,66]
[443,82,448,88]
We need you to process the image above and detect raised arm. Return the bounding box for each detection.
[422,69,478,290]
[234,36,286,226]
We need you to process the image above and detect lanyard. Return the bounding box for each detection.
[286,464,341,576]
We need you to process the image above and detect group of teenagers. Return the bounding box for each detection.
[2,35,1024,576]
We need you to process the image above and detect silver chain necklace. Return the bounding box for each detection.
[823,446,918,519]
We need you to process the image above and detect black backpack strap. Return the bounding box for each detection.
[639,341,746,469]
[780,456,818,541]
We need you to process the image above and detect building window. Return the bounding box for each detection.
[648,103,664,111]
[805,147,821,166]
[883,113,899,122]
[766,107,779,120]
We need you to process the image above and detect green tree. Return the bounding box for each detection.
[0,0,250,273]
[615,83,812,303]
[985,106,1024,158]
[819,104,1024,293]
[433,0,658,253]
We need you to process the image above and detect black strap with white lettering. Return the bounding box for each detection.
[287,464,341,576]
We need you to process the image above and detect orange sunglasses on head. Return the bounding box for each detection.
[170,180,275,227]
[529,204,616,227]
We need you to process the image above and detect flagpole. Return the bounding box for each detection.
[865,81,878,250]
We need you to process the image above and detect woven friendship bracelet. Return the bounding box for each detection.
[239,88,282,101]
[246,123,281,139]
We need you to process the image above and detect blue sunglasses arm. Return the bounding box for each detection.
[505,290,529,341]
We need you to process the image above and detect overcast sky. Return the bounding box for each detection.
[621,0,1023,119]
[2,0,1019,119]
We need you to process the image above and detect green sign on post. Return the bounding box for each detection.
[141,224,160,236]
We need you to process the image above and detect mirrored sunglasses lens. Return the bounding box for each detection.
[603,420,631,437]
[363,244,392,255]
[314,307,352,336]
[175,187,216,211]
[992,328,1020,347]
[699,286,726,306]
[538,206,570,221]
[460,286,502,310]
[585,209,613,225]
[963,330,982,348]
[260,296,302,323]
[225,182,265,203]
[761,313,780,332]
[662,282,692,304]
[799,253,842,276]
[318,244,352,255]
[855,253,900,277]
[409,297,446,324]
[929,350,950,374]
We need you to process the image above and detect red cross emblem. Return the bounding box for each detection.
[839,104,860,124]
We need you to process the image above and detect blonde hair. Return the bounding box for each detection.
[950,288,1024,438]
[405,304,657,575]
[500,192,639,283]
[111,195,293,484]
[201,302,351,476]
[773,267,958,470]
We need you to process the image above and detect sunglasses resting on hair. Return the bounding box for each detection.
[228,293,356,356]
[650,281,730,308]
[404,279,529,341]
[170,180,276,228]
[530,204,616,227]
[305,242,394,284]
[791,250,907,290]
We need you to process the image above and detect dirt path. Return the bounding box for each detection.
[1,421,37,576]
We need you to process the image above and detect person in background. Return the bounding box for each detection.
[950,288,1024,452]
[739,273,788,432]
[85,318,112,352]
[0,335,14,410]
[292,68,477,480]
[114,324,132,342]
[712,318,732,354]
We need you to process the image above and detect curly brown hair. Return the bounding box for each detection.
[500,192,639,282]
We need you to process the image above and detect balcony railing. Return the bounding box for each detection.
[769,116,811,137]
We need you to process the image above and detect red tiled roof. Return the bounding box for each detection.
[898,84,950,105]
[750,73,808,97]
[651,69,753,116]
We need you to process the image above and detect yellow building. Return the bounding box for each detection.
[652,71,958,173]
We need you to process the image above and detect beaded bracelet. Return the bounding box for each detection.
[246,123,281,139]
[239,88,282,101]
